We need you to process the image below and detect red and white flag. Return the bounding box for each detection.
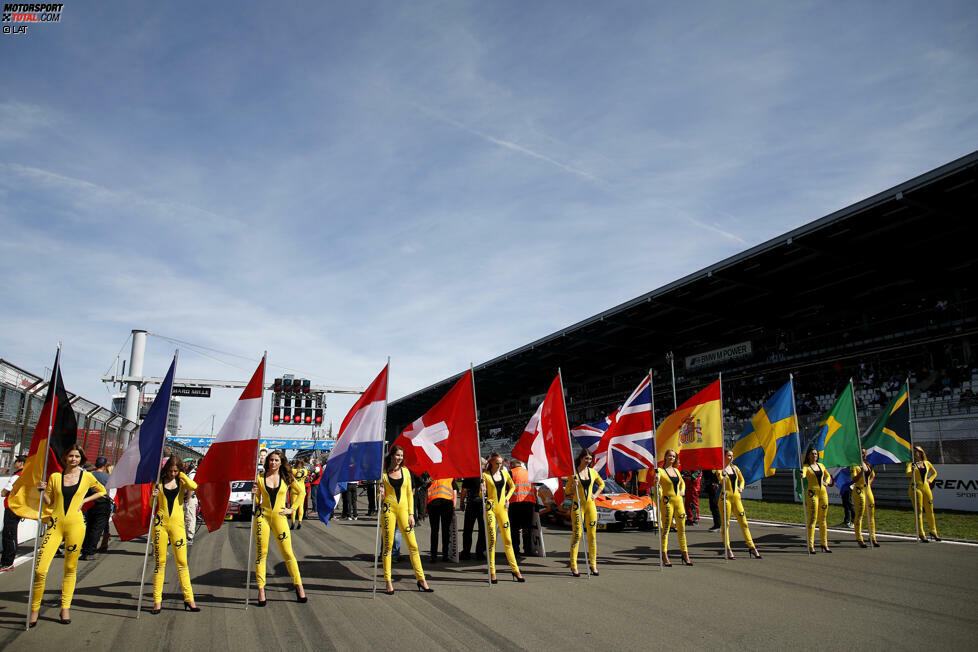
[511,374,573,482]
[392,369,480,480]
[195,356,265,532]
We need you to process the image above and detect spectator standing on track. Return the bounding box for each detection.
[0,455,26,571]
[459,459,487,560]
[80,456,112,560]
[362,478,377,517]
[184,460,199,546]
[704,469,722,532]
[309,457,323,514]
[839,483,855,528]
[508,460,535,556]
[341,480,359,520]
[681,468,701,526]
[426,477,456,562]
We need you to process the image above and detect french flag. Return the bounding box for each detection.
[108,355,176,541]
[317,364,388,525]
[195,356,265,532]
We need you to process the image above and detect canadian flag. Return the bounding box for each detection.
[392,369,480,480]
[195,356,265,532]
[511,374,573,482]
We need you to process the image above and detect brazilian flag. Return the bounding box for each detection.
[862,381,913,465]
[806,383,862,468]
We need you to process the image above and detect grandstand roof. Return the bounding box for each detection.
[387,150,978,436]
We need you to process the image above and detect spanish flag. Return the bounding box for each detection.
[8,349,78,519]
[655,379,723,471]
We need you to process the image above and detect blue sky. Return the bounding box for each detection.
[2,1,976,436]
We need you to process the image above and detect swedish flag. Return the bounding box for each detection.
[732,381,800,485]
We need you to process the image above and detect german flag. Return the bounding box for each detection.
[7,349,78,519]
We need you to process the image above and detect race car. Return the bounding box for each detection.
[537,478,657,531]
[225,480,254,520]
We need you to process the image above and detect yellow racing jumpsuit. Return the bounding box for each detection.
[484,468,521,576]
[803,462,830,549]
[657,468,687,555]
[906,461,939,538]
[565,470,605,572]
[291,468,308,527]
[381,469,426,583]
[32,471,106,611]
[254,473,305,588]
[153,472,198,603]
[721,465,755,551]
[850,463,876,544]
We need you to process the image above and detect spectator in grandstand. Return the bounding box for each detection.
[566,450,604,576]
[80,456,112,560]
[426,476,456,562]
[460,460,486,561]
[803,447,834,554]
[483,452,524,582]
[907,447,940,542]
[1,455,26,571]
[508,459,535,557]
[720,449,760,559]
[657,450,691,567]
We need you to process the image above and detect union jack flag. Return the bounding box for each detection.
[571,414,614,454]
[590,374,656,477]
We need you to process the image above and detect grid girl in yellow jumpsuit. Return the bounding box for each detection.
[721,449,760,559]
[379,445,432,594]
[151,456,198,613]
[483,452,524,582]
[657,449,691,566]
[253,450,306,605]
[31,445,106,627]
[803,447,834,553]
[565,449,604,576]
[291,464,308,529]
[850,448,878,548]
[906,446,940,542]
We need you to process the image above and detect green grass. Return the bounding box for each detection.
[741,499,978,542]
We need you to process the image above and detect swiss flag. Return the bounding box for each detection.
[195,356,265,532]
[511,374,573,482]
[392,369,480,480]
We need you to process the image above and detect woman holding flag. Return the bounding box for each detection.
[721,449,760,559]
[565,449,604,576]
[31,445,107,626]
[252,450,307,605]
[380,445,432,593]
[483,452,525,582]
[657,449,692,567]
[150,456,199,613]
[803,447,834,553]
[851,449,879,548]
[906,446,940,542]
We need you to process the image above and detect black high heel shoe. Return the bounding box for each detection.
[295,587,308,603]
[490,576,498,585]
[661,555,672,567]
[820,545,833,553]
[571,569,580,577]
[872,539,880,548]
[681,554,693,566]
[416,581,434,593]
[29,620,37,628]
[150,606,161,615]
[808,547,817,554]
[184,602,200,612]
[930,534,942,542]
[59,614,71,625]
[589,568,599,576]
[858,541,868,548]
[512,572,525,582]
[749,547,762,559]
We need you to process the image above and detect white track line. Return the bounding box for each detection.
[744,518,978,547]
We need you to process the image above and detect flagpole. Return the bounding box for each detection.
[849,377,869,552]
[719,373,729,562]
[647,369,664,573]
[372,358,390,599]
[906,375,921,543]
[470,365,493,587]
[790,374,811,556]
[559,368,590,579]
[244,352,267,608]
[667,352,677,411]
[136,350,179,617]
[25,343,60,631]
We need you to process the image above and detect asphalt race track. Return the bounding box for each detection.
[0,503,975,651]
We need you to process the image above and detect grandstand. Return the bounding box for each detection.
[387,150,978,472]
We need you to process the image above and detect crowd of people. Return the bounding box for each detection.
[0,439,945,628]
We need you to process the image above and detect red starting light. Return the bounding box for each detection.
[315,414,323,424]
